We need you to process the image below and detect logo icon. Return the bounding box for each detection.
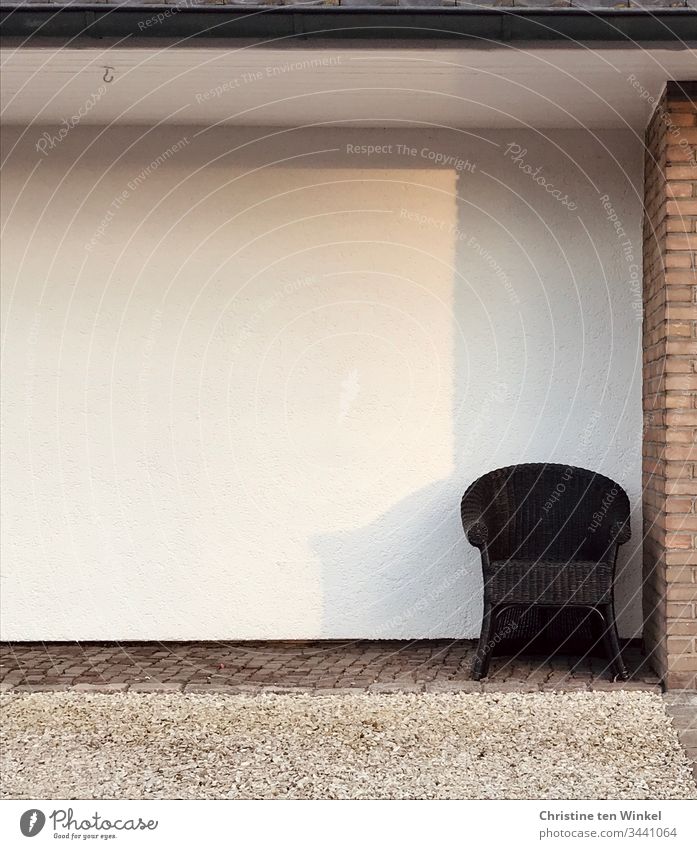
[20,810,45,837]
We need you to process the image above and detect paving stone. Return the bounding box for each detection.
[183,684,258,694]
[538,677,589,689]
[678,729,697,748]
[614,683,663,693]
[368,682,425,693]
[662,706,697,720]
[309,687,368,696]
[664,693,697,706]
[0,640,665,695]
[129,682,184,693]
[485,681,546,692]
[71,683,129,693]
[425,680,483,693]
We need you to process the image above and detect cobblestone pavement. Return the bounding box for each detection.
[1,640,660,694]
[663,693,697,782]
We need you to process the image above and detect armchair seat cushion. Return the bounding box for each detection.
[487,559,613,606]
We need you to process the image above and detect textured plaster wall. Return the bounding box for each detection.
[1,125,643,640]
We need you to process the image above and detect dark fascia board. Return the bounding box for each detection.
[666,80,697,99]
[1,6,697,45]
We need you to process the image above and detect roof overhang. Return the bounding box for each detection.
[3,43,696,129]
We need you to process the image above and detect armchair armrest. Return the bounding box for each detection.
[463,519,489,548]
[609,518,630,547]
[602,487,631,548]
[461,481,490,549]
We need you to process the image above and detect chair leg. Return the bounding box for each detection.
[600,603,628,681]
[472,603,496,680]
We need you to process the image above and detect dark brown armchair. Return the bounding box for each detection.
[461,463,631,681]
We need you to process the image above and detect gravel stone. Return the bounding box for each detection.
[1,691,695,800]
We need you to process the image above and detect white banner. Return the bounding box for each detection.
[1,799,696,849]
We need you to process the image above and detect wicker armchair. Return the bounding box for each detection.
[461,463,630,681]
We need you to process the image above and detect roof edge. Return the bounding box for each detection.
[1,6,697,45]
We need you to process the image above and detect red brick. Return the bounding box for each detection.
[666,165,697,181]
[665,253,693,268]
[667,112,697,127]
[667,200,697,216]
[667,583,697,601]
[665,533,694,549]
[667,182,695,198]
[665,496,696,513]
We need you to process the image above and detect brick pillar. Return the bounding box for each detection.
[642,82,697,690]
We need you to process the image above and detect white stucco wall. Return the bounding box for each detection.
[1,125,644,640]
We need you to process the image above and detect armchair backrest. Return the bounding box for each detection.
[462,463,630,562]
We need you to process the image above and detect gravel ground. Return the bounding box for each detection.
[1,691,695,800]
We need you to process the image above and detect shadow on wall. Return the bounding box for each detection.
[312,136,643,639]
